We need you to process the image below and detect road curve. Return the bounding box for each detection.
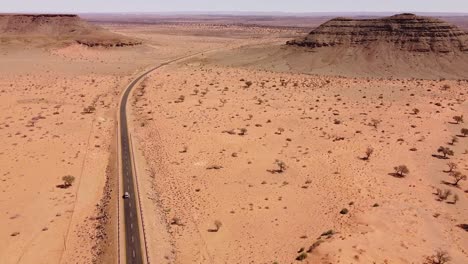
[119,67,153,264]
[119,51,216,264]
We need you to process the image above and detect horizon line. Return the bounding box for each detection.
[3,11,468,16]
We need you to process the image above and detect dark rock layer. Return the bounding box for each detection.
[287,14,468,53]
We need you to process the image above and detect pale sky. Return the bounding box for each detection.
[2,0,468,13]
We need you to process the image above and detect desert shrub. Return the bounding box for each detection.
[436,188,452,201]
[269,160,287,174]
[277,160,287,172]
[320,230,334,237]
[437,146,454,158]
[453,115,464,124]
[450,136,458,145]
[83,106,96,114]
[238,128,247,136]
[393,165,409,177]
[369,119,381,129]
[449,171,467,186]
[214,220,222,231]
[412,108,420,115]
[62,175,75,187]
[170,217,183,226]
[461,128,468,137]
[423,250,451,264]
[446,162,457,172]
[441,84,450,90]
[296,252,308,261]
[174,95,185,103]
[364,147,374,160]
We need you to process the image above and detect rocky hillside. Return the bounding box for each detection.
[287,13,468,53]
[0,14,141,47]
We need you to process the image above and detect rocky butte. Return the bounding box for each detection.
[0,14,142,47]
[287,13,468,53]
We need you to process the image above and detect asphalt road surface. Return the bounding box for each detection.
[120,66,160,264]
[120,60,185,263]
[119,51,217,264]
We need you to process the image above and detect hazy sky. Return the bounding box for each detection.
[3,0,468,13]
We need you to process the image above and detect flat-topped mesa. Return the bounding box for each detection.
[287,13,468,53]
[0,14,142,47]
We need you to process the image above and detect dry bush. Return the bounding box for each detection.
[412,108,420,115]
[214,220,222,231]
[369,119,381,129]
[393,165,409,177]
[363,147,374,160]
[82,106,96,114]
[449,136,458,145]
[62,175,75,187]
[170,217,183,226]
[461,128,468,137]
[268,160,287,174]
[435,188,452,201]
[449,171,467,186]
[446,162,457,172]
[238,128,247,136]
[296,252,308,261]
[453,115,464,124]
[437,146,454,158]
[423,250,451,264]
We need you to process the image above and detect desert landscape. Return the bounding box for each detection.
[0,8,467,264]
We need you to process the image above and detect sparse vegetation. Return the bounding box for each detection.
[453,115,464,124]
[435,188,452,201]
[214,220,222,232]
[62,175,75,187]
[449,171,467,186]
[82,105,96,114]
[446,162,457,173]
[423,250,451,264]
[461,128,468,137]
[170,217,183,226]
[238,128,247,136]
[393,165,409,177]
[449,136,458,145]
[363,147,374,160]
[437,146,454,158]
[296,252,308,261]
[206,165,223,170]
[369,118,381,129]
[268,159,287,174]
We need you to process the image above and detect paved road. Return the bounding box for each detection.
[120,68,152,264]
[120,65,166,263]
[119,51,219,264]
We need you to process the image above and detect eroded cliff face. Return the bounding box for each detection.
[0,14,142,47]
[287,14,468,53]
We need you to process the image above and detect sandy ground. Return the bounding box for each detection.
[0,22,295,264]
[1,18,467,264]
[131,63,468,263]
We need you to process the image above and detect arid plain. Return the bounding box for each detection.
[0,14,467,264]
